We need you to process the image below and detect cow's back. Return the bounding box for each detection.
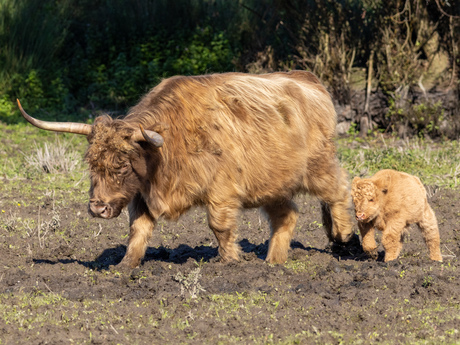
[127,72,338,209]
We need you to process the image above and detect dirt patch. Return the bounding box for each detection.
[1,182,460,344]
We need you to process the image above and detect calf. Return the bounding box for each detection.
[351,169,442,262]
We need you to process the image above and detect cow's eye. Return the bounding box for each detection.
[369,198,374,202]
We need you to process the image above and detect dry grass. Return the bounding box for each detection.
[24,138,81,174]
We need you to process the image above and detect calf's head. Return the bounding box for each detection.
[351,176,387,223]
[17,100,164,219]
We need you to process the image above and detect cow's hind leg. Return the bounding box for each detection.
[418,205,442,261]
[263,200,298,264]
[207,201,241,262]
[120,194,155,269]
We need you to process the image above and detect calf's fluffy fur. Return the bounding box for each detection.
[351,169,442,262]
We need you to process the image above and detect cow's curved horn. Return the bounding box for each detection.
[17,99,92,136]
[134,124,164,147]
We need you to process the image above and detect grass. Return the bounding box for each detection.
[337,135,460,189]
[24,137,82,174]
[1,289,459,344]
[0,122,89,210]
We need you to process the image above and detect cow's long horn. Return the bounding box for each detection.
[17,99,92,135]
[134,124,164,147]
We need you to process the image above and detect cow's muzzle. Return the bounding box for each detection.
[88,200,113,219]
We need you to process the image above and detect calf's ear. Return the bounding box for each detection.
[351,176,360,188]
[382,174,391,193]
[374,174,391,193]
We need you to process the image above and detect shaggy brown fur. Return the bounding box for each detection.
[27,71,355,268]
[351,169,442,262]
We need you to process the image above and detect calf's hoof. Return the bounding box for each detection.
[430,254,443,262]
[383,254,398,262]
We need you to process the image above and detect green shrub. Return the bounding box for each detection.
[0,95,16,124]
[410,101,445,137]
[171,26,234,75]
[386,98,445,138]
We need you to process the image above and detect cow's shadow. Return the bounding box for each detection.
[33,239,336,271]
[328,233,370,261]
[86,239,323,270]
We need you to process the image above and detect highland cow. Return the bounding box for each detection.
[351,169,442,262]
[18,71,354,268]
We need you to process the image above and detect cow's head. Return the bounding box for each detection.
[17,100,164,219]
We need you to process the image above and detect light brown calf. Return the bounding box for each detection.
[351,169,442,262]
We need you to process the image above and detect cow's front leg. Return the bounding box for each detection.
[263,199,298,264]
[307,164,354,244]
[119,194,155,268]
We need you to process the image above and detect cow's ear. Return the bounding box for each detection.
[130,143,160,179]
[130,154,148,178]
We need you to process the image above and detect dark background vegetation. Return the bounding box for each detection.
[0,0,459,137]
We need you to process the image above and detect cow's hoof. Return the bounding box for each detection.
[364,248,378,260]
[110,260,137,274]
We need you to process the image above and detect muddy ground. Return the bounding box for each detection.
[1,180,460,344]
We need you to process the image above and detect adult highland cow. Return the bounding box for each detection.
[18,71,354,268]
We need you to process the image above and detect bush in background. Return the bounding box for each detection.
[0,0,458,138]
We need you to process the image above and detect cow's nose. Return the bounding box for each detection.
[89,202,110,218]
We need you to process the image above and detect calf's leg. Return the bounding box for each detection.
[120,194,155,268]
[263,200,299,264]
[381,220,405,262]
[418,205,442,262]
[358,222,378,259]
